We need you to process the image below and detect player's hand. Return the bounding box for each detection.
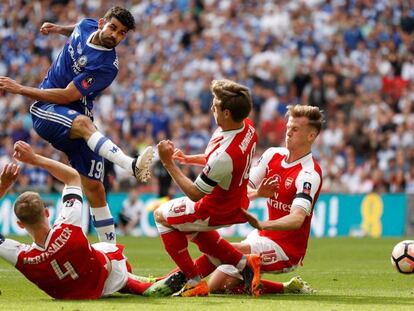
[13,141,37,165]
[0,76,22,94]
[40,22,60,35]
[0,163,20,190]
[173,148,188,164]
[242,209,263,230]
[258,176,279,197]
[257,176,279,198]
[158,140,175,166]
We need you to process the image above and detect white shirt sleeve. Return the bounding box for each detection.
[292,170,321,216]
[249,148,280,189]
[54,186,83,227]
[0,236,28,266]
[194,151,233,194]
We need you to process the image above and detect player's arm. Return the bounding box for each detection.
[0,163,20,199]
[243,207,307,231]
[0,77,82,105]
[13,141,80,187]
[173,149,207,167]
[0,233,25,266]
[40,22,76,37]
[158,140,205,201]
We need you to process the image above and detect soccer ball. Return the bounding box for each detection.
[391,240,414,274]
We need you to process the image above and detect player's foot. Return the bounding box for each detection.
[143,271,187,297]
[241,254,262,297]
[172,280,209,297]
[132,146,153,182]
[284,276,315,294]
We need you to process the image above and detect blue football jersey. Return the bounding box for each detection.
[39,19,118,118]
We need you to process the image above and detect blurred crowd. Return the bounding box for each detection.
[1,0,414,196]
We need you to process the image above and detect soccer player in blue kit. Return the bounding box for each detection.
[0,6,153,243]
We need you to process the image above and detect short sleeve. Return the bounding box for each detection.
[194,152,232,194]
[54,186,83,227]
[292,170,321,216]
[249,148,278,189]
[0,235,26,266]
[73,68,117,96]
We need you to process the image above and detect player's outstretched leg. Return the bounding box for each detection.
[284,276,315,294]
[172,279,209,297]
[143,271,187,297]
[74,115,154,182]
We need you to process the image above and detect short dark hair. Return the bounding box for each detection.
[104,6,135,31]
[14,192,45,225]
[211,79,252,122]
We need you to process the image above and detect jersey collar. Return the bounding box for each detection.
[32,229,53,251]
[281,151,312,168]
[86,31,113,51]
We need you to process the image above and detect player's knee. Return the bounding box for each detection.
[154,208,166,225]
[72,115,95,138]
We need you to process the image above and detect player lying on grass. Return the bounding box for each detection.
[145,105,323,296]
[0,141,157,299]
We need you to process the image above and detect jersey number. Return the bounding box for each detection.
[51,259,79,280]
[88,159,103,179]
[239,142,256,186]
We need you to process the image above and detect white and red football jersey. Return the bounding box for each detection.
[249,147,322,265]
[0,186,109,299]
[194,118,258,226]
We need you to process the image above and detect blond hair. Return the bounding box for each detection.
[286,105,324,134]
[14,192,45,225]
[211,79,252,122]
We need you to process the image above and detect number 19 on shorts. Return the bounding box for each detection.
[88,159,104,180]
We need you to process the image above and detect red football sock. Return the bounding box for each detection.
[119,277,152,295]
[194,254,218,278]
[192,231,243,267]
[260,279,284,294]
[160,230,199,279]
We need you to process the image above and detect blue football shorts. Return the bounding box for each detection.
[30,102,104,181]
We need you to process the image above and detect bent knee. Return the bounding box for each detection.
[71,115,95,138]
[154,208,168,226]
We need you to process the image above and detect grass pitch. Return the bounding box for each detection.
[0,236,413,311]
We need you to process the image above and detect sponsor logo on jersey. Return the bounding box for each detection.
[77,42,82,54]
[285,177,293,189]
[68,110,77,115]
[81,77,95,89]
[268,198,291,212]
[68,44,82,74]
[113,56,119,69]
[303,182,312,195]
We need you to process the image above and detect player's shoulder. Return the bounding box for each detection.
[78,18,98,30]
[264,147,288,158]
[300,154,322,175]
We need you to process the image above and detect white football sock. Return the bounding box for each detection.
[87,132,133,173]
[90,205,116,244]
